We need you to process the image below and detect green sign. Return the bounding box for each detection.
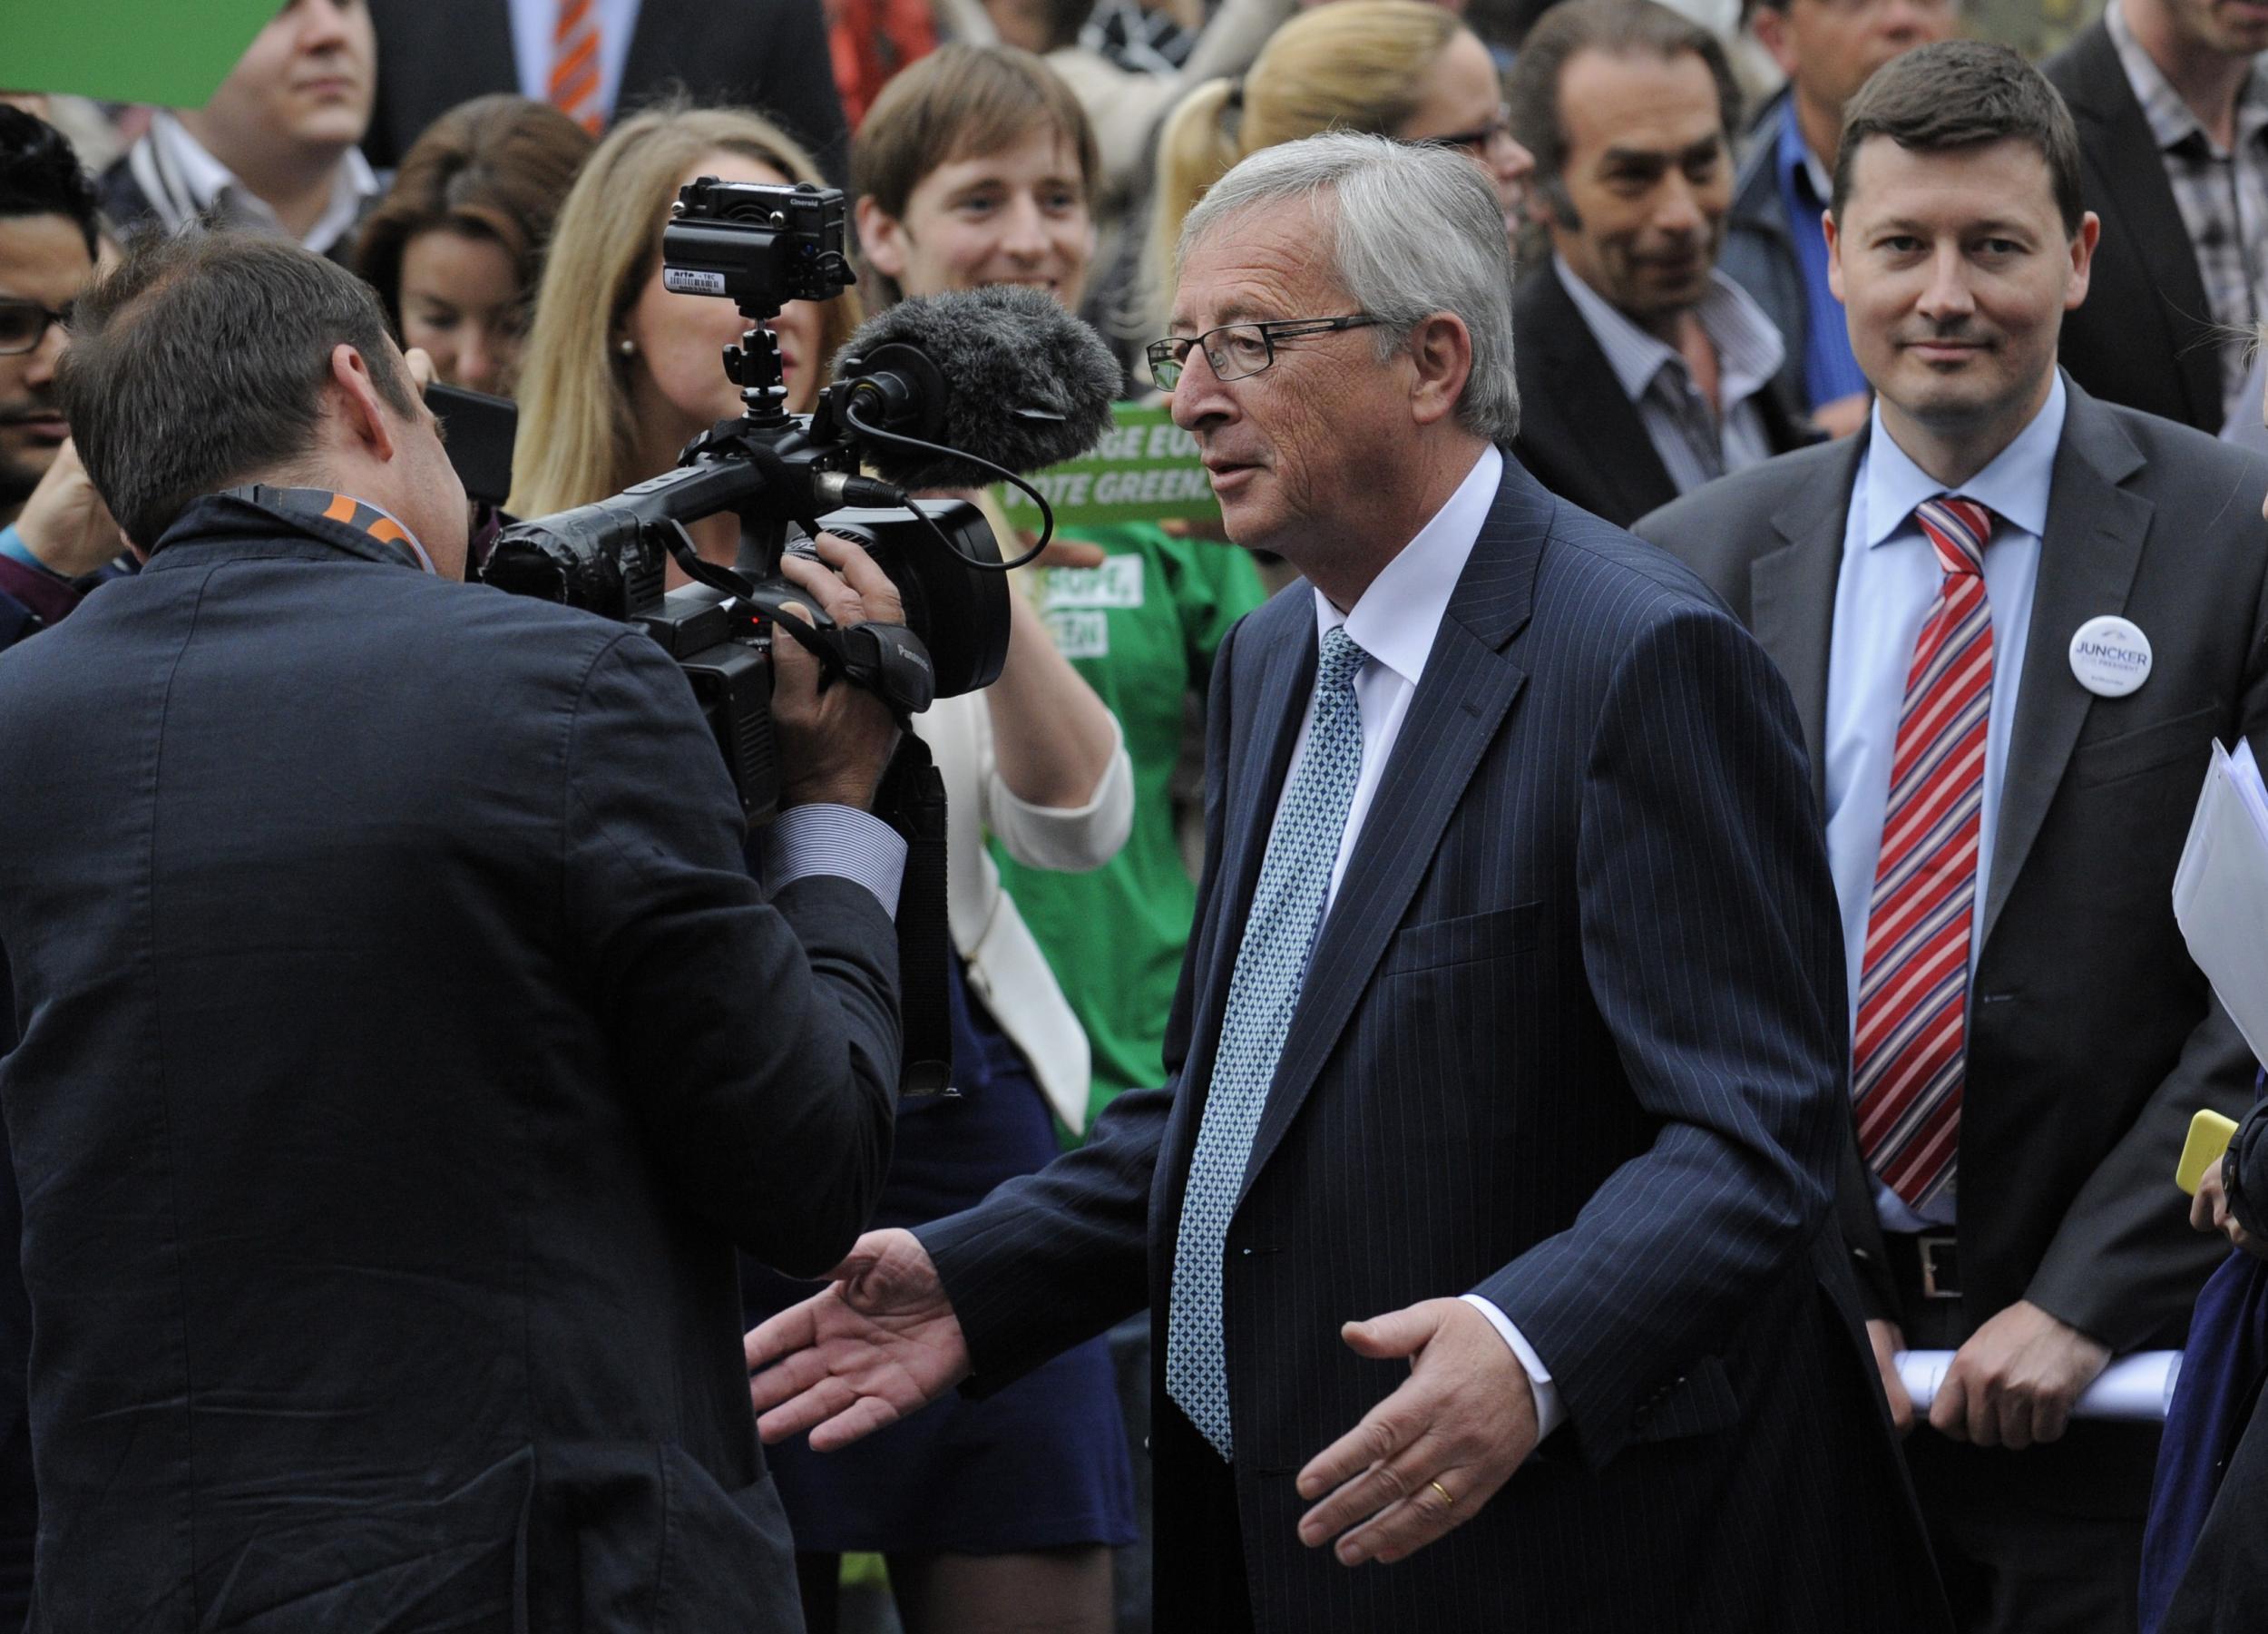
[995,403,1219,530]
[2,0,278,108]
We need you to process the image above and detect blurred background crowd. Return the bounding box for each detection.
[4,0,2267,1629]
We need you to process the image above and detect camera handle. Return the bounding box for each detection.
[653,518,937,719]
[651,516,954,1097]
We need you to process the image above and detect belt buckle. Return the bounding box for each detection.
[1918,1232,1960,1300]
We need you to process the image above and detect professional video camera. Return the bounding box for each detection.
[480,175,1119,821]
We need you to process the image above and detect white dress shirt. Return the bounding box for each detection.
[508,0,643,122]
[1823,375,2065,1231]
[1271,443,1566,1443]
[130,112,380,258]
[1553,255,1787,494]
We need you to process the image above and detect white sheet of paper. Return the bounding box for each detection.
[1895,1350,2183,1423]
[2174,741,2268,1070]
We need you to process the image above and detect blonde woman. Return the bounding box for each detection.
[510,103,861,582]
[1143,1,1536,329]
[520,91,1137,1634]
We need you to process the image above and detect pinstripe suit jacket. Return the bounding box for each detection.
[919,455,1948,1631]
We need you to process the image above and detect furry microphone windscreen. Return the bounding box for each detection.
[830,285,1121,491]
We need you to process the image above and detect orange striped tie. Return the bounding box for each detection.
[549,0,604,135]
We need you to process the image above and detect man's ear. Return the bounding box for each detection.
[1823,208,1844,306]
[327,342,399,463]
[855,194,910,280]
[1407,311,1473,428]
[1750,5,1800,79]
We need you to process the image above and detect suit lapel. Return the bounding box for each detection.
[2068,28,2220,426]
[1751,435,1865,810]
[1527,272,1677,523]
[1236,462,1549,1199]
[1179,606,1315,1122]
[1980,387,2151,948]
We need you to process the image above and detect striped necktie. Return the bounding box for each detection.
[1852,495,1994,1211]
[549,0,605,135]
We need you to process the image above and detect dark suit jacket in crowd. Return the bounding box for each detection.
[1510,260,1818,529]
[364,0,851,185]
[917,455,1950,1632]
[0,491,900,1628]
[2044,22,2226,434]
[2162,1103,2268,1632]
[1637,383,2267,1408]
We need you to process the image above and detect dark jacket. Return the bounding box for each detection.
[921,455,1950,1632]
[0,491,901,1629]
[1510,261,1818,529]
[364,0,851,186]
[1637,381,2267,1370]
[2043,21,2225,433]
[2158,1101,2268,1632]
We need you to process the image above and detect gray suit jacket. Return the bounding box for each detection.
[1636,383,2268,1364]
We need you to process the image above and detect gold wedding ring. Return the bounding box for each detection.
[1429,1479,1455,1507]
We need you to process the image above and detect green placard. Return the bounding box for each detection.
[2,0,279,108]
[994,402,1220,531]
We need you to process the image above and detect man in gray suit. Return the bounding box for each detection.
[1638,42,2268,1634]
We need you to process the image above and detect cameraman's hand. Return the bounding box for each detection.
[774,532,905,811]
[15,437,130,576]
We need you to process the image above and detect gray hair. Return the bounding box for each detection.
[1177,132,1520,444]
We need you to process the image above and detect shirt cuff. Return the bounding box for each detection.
[763,803,907,917]
[0,532,83,631]
[1460,1294,1566,1445]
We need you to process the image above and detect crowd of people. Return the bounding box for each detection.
[3,0,2268,1630]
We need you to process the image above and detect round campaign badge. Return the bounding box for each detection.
[2068,615,2153,698]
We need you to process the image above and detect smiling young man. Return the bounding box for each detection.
[1504,0,1817,528]
[101,0,382,263]
[1637,42,2268,1633]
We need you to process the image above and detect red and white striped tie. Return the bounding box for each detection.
[1852,496,1994,1211]
[549,0,605,135]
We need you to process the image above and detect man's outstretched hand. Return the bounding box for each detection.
[745,1228,972,1451]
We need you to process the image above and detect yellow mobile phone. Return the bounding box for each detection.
[2177,1109,2243,1197]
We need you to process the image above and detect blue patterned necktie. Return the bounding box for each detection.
[1166,625,1370,1459]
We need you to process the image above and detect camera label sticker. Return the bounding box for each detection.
[663,268,728,296]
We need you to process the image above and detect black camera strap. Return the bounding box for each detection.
[873,734,954,1100]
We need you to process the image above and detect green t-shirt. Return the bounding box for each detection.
[990,523,1269,1138]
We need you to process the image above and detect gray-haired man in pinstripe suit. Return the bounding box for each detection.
[750,131,1948,1633]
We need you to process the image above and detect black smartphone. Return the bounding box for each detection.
[426,382,519,506]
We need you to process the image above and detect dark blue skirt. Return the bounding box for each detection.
[742,954,1137,1555]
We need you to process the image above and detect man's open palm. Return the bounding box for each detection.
[744,1228,972,1451]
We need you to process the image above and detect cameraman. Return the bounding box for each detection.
[0,228,904,1627]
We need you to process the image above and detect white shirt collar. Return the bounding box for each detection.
[1861,371,2067,551]
[147,110,380,254]
[1312,444,1502,689]
[1552,254,1786,412]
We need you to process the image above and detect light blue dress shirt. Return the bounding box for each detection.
[507,0,642,121]
[1823,374,2066,1229]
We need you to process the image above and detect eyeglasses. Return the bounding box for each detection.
[0,297,72,357]
[1408,103,1518,158]
[1145,315,1383,390]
